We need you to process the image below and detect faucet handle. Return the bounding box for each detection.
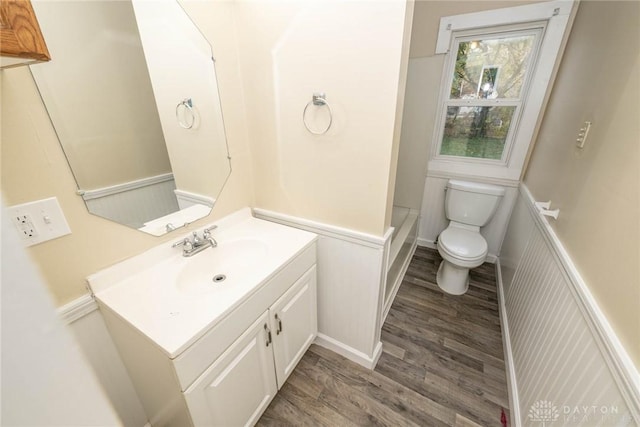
[203,225,217,237]
[172,238,193,251]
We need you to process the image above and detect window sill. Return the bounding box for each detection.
[427,158,522,186]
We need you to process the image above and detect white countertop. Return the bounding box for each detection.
[88,208,317,358]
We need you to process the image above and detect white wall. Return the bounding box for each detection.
[1,203,123,427]
[236,0,412,237]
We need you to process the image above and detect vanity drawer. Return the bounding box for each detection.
[173,243,317,390]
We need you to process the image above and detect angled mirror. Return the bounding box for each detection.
[29,0,231,236]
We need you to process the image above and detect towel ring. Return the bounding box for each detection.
[303,93,332,135]
[176,98,195,129]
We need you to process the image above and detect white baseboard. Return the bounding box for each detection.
[495,259,521,427]
[417,237,435,248]
[485,253,498,263]
[314,333,383,370]
[57,293,98,324]
[417,238,497,264]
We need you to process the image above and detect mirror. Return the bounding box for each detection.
[29,0,231,236]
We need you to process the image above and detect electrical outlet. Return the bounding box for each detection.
[12,214,39,238]
[6,197,71,247]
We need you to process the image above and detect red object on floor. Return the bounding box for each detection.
[501,408,508,427]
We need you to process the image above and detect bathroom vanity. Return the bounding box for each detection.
[88,209,318,426]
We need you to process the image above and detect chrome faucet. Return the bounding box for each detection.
[172,226,217,257]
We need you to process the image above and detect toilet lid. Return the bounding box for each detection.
[439,227,488,260]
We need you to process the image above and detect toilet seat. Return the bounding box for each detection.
[438,226,487,266]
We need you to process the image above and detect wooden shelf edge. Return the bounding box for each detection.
[1,0,50,67]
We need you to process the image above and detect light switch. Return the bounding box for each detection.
[7,197,71,247]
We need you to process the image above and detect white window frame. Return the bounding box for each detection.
[435,25,544,166]
[428,0,575,182]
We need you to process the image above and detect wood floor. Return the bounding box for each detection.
[257,247,509,427]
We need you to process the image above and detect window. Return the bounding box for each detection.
[437,26,543,162]
[428,1,575,182]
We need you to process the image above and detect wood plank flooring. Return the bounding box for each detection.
[258,247,509,426]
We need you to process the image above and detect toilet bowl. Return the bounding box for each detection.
[436,180,504,295]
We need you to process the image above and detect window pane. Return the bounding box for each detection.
[440,106,515,159]
[450,33,536,100]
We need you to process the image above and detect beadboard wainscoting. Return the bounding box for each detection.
[58,297,149,427]
[253,209,392,369]
[418,174,519,262]
[82,173,179,229]
[498,185,640,426]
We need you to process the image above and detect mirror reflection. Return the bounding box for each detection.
[29,0,231,236]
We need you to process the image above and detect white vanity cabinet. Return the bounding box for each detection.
[184,267,317,426]
[89,211,319,427]
[269,267,317,386]
[184,311,277,427]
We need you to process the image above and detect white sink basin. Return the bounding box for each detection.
[87,208,317,358]
[176,239,269,295]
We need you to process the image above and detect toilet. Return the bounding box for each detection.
[436,180,505,295]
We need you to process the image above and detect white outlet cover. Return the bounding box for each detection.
[6,197,71,247]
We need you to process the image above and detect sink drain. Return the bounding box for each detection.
[212,274,226,283]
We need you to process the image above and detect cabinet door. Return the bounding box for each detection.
[270,266,317,388]
[184,311,277,427]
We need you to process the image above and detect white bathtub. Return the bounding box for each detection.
[383,205,419,321]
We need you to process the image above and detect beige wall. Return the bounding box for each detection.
[393,56,442,211]
[235,0,411,236]
[29,1,171,190]
[524,1,640,365]
[0,1,254,306]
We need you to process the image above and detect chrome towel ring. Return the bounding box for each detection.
[176,98,195,129]
[303,92,332,135]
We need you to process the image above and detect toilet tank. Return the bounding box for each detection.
[445,180,505,227]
